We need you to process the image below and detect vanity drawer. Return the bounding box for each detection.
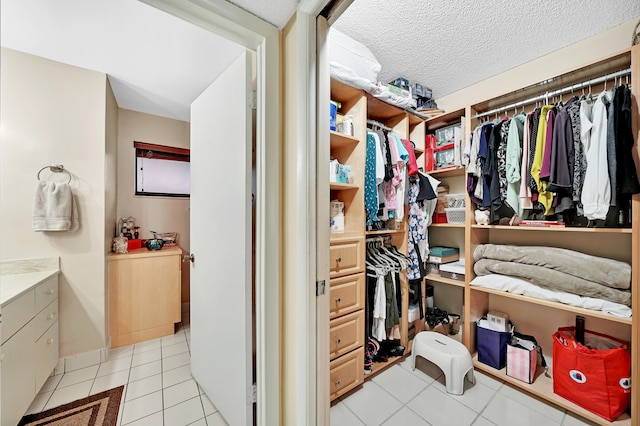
[329,238,364,278]
[33,299,58,341]
[330,346,364,401]
[34,322,59,391]
[35,275,58,314]
[329,310,363,360]
[1,289,35,344]
[329,273,364,320]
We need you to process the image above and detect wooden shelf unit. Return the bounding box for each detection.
[453,47,639,425]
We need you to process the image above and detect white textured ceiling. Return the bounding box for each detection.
[2,0,640,122]
[334,0,640,99]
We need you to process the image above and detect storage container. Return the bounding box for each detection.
[445,193,466,208]
[439,261,465,281]
[434,144,456,169]
[445,207,465,224]
[435,123,461,147]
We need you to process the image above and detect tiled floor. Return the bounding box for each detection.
[25,308,229,426]
[25,309,599,426]
[330,356,599,426]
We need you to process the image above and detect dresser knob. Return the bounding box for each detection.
[47,313,55,320]
[335,338,341,345]
[335,297,341,304]
[46,289,54,295]
[336,257,342,263]
[334,380,341,387]
[47,338,54,345]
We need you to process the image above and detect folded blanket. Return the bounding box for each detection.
[474,244,630,290]
[474,258,631,306]
[33,181,74,231]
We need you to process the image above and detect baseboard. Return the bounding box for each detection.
[54,344,110,375]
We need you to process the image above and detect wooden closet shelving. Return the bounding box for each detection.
[452,47,639,426]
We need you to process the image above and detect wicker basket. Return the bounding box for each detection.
[444,207,465,224]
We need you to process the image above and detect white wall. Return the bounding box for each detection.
[116,109,191,301]
[436,18,639,111]
[0,47,113,356]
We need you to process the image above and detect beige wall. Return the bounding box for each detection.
[436,18,640,112]
[105,80,119,340]
[0,47,113,356]
[116,109,191,301]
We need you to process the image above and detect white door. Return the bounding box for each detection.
[190,50,253,426]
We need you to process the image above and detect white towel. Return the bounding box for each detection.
[33,181,75,231]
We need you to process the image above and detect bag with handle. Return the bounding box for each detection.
[552,326,631,421]
[476,317,512,369]
[506,332,546,384]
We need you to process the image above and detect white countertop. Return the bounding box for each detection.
[1,257,60,307]
[1,269,59,307]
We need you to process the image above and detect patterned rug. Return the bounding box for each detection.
[18,386,124,426]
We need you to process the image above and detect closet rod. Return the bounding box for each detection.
[367,119,393,132]
[473,67,631,119]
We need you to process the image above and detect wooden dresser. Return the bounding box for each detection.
[108,246,182,348]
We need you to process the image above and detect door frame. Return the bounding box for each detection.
[140,0,280,424]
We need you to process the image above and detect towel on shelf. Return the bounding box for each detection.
[32,180,76,231]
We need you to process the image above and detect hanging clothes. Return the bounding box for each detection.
[614,85,640,195]
[519,112,534,211]
[531,105,555,215]
[581,91,612,221]
[548,99,575,214]
[506,114,525,216]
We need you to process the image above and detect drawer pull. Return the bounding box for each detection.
[335,338,341,345]
[334,380,341,387]
[336,257,342,263]
[46,289,54,295]
[47,313,55,320]
[335,297,341,304]
[47,338,54,345]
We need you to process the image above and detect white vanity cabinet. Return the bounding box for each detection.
[1,272,59,426]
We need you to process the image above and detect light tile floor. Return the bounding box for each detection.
[330,356,600,426]
[25,307,600,426]
[25,307,229,426]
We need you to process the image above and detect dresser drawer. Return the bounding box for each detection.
[329,346,364,401]
[33,299,58,341]
[35,275,58,314]
[1,289,35,344]
[330,273,365,320]
[329,310,364,360]
[329,238,364,278]
[34,322,59,391]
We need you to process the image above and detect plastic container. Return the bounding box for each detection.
[445,207,466,224]
[445,193,466,208]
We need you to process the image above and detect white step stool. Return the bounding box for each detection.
[411,331,475,395]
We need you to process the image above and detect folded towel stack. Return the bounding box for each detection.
[32,181,78,231]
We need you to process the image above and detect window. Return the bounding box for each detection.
[134,141,190,197]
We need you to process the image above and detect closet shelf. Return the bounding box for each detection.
[329,182,359,191]
[329,232,363,243]
[330,131,359,148]
[429,223,465,229]
[472,354,632,426]
[426,166,465,178]
[365,229,405,236]
[469,286,632,325]
[425,273,465,288]
[425,108,466,130]
[470,225,632,234]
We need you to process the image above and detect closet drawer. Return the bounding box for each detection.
[329,310,364,360]
[33,299,58,341]
[330,346,364,401]
[35,275,58,314]
[330,273,365,320]
[329,238,364,278]
[1,289,35,344]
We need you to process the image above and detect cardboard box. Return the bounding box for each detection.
[428,254,459,264]
[439,260,465,281]
[428,246,459,263]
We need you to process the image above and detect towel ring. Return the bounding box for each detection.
[37,165,72,184]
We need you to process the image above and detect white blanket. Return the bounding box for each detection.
[471,274,632,318]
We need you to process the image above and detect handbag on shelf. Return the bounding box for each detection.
[476,317,513,370]
[552,326,631,422]
[506,332,546,384]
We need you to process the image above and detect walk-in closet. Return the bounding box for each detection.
[321,9,640,426]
